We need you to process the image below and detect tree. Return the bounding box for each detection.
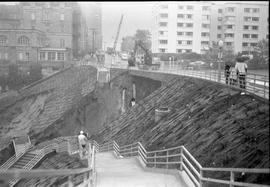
[134,29,151,54]
[121,36,135,52]
[254,39,269,64]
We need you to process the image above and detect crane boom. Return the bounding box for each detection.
[113,14,124,51]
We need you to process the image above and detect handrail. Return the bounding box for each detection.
[98,140,270,187]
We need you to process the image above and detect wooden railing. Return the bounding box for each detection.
[98,141,270,187]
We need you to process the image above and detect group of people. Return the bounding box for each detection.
[224,56,248,89]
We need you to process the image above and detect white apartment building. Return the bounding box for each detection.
[152,1,269,54]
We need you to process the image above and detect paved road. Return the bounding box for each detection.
[95,152,190,187]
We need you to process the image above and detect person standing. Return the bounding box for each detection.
[224,62,231,84]
[78,131,88,156]
[235,57,248,89]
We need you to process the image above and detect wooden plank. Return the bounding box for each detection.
[202,167,270,173]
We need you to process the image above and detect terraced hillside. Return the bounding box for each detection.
[93,71,269,171]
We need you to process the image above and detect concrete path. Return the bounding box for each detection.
[95,152,190,187]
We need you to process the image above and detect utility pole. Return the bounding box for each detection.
[218,40,223,82]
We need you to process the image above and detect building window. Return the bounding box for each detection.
[227,25,234,29]
[201,32,209,37]
[186,32,193,36]
[57,52,64,60]
[177,31,183,36]
[186,49,192,53]
[40,52,46,60]
[186,23,193,28]
[252,17,259,22]
[225,42,233,46]
[242,43,248,47]
[48,52,56,61]
[178,5,183,10]
[159,40,168,44]
[218,9,223,13]
[252,26,259,30]
[60,13,65,21]
[18,36,30,45]
[60,39,65,48]
[202,24,210,29]
[217,25,222,30]
[159,48,165,53]
[217,34,222,38]
[225,33,234,38]
[160,13,168,18]
[187,41,192,45]
[0,35,7,45]
[178,40,183,45]
[252,8,259,13]
[159,22,167,27]
[218,17,222,21]
[227,7,235,12]
[177,49,182,53]
[202,15,210,20]
[202,6,210,11]
[201,41,209,45]
[160,4,168,9]
[187,14,193,19]
[177,14,184,19]
[177,23,184,27]
[251,34,258,39]
[244,8,250,13]
[226,16,235,21]
[187,5,193,10]
[244,17,251,22]
[243,34,250,38]
[250,43,257,47]
[243,25,249,30]
[159,31,164,35]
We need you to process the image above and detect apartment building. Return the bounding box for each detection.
[152,1,269,54]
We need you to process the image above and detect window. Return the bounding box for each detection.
[225,42,233,46]
[178,40,183,44]
[177,31,183,36]
[218,17,222,21]
[243,34,250,38]
[178,5,183,10]
[226,16,235,21]
[201,41,209,45]
[251,34,258,39]
[177,14,184,18]
[160,4,168,9]
[186,23,193,28]
[252,8,259,13]
[40,52,46,60]
[217,34,222,38]
[177,49,182,53]
[60,39,65,48]
[159,22,167,27]
[160,13,168,18]
[159,48,165,53]
[57,52,64,60]
[225,33,234,38]
[186,32,193,36]
[18,36,30,45]
[227,25,234,29]
[159,31,164,35]
[0,35,7,45]
[187,14,193,19]
[177,23,184,27]
[202,6,210,11]
[217,25,222,30]
[48,52,56,61]
[187,5,193,10]
[252,17,259,22]
[250,43,257,47]
[60,13,65,21]
[202,24,210,29]
[244,8,250,13]
[244,17,251,22]
[243,25,249,30]
[218,9,222,13]
[201,32,209,37]
[227,7,235,12]
[242,43,248,47]
[159,40,168,44]
[31,13,35,20]
[202,15,210,20]
[186,49,192,53]
[187,41,192,45]
[252,26,258,30]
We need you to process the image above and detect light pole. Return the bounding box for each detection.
[218,40,223,82]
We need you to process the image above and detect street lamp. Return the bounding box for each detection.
[218,40,223,82]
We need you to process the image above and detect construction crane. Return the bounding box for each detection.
[107,14,124,55]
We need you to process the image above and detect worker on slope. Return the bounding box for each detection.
[78,130,88,157]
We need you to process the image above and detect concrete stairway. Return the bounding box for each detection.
[9,152,36,169]
[95,152,190,187]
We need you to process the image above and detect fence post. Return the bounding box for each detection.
[154,152,156,168]
[67,175,73,187]
[263,80,266,98]
[199,169,203,187]
[230,171,234,187]
[166,150,169,169]
[180,147,183,171]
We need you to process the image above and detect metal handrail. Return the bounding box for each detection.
[98,140,270,187]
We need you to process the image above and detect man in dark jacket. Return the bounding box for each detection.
[224,62,231,84]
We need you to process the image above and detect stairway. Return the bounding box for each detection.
[9,152,36,169]
[95,152,190,187]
